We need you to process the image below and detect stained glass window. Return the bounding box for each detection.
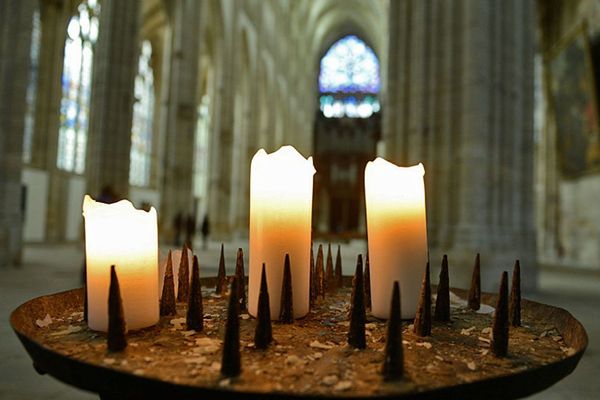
[319,35,380,94]
[129,40,155,187]
[23,9,41,163]
[318,35,380,118]
[57,0,100,173]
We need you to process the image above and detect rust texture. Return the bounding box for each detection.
[254,263,272,349]
[364,252,371,310]
[325,244,335,292]
[510,260,522,327]
[107,265,127,352]
[348,254,366,349]
[160,250,177,316]
[279,254,294,324]
[335,245,343,289]
[235,248,247,312]
[221,278,241,377]
[413,262,431,337]
[176,244,190,303]
[316,244,325,300]
[186,256,203,331]
[434,255,450,322]
[468,253,481,311]
[491,271,509,357]
[382,281,403,381]
[216,244,227,295]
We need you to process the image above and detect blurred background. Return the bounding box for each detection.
[0,0,599,398]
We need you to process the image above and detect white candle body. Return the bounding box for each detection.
[365,159,428,319]
[248,146,315,320]
[83,195,159,331]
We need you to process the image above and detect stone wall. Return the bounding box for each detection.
[537,0,600,271]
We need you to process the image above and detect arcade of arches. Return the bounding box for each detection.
[3,0,600,293]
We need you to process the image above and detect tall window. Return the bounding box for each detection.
[318,35,381,118]
[129,40,155,187]
[23,9,41,163]
[193,95,211,200]
[57,0,100,173]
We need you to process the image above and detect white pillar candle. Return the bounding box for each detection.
[365,159,428,319]
[83,195,159,331]
[248,146,316,319]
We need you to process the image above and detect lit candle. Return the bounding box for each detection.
[248,146,316,319]
[365,159,428,319]
[83,195,159,331]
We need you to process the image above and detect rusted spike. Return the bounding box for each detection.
[221,278,241,377]
[316,244,325,299]
[382,281,403,381]
[468,253,481,311]
[186,255,203,331]
[309,243,316,306]
[348,254,367,349]
[491,271,509,357]
[216,243,227,295]
[509,260,521,327]
[335,245,343,288]
[177,244,190,302]
[254,263,273,349]
[325,244,335,291]
[235,248,247,312]
[160,250,177,316]
[107,265,127,352]
[413,262,432,337]
[434,255,450,322]
[364,252,372,309]
[279,254,294,323]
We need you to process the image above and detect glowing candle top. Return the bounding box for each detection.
[250,145,316,205]
[364,158,426,212]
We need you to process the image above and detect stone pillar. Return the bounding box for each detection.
[86,0,140,199]
[384,0,536,291]
[208,29,236,240]
[0,0,36,266]
[31,1,71,242]
[159,0,200,239]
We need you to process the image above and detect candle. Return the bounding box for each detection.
[365,159,428,319]
[248,146,316,319]
[83,195,159,331]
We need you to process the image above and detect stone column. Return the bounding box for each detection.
[35,1,83,242]
[0,0,36,266]
[207,27,236,240]
[86,0,140,199]
[158,0,201,239]
[384,0,536,291]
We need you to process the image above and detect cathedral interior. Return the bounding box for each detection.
[1,0,600,398]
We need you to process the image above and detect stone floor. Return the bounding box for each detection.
[0,242,598,399]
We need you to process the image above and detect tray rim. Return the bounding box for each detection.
[10,285,589,400]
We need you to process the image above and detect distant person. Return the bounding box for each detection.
[200,214,210,250]
[185,214,196,250]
